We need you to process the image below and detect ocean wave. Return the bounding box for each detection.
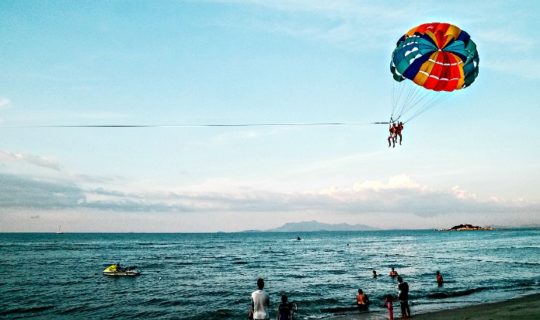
[427,287,488,299]
[184,308,235,320]
[320,306,359,313]
[0,305,54,315]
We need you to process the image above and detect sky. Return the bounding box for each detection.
[1,0,539,232]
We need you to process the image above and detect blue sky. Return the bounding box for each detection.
[1,0,539,232]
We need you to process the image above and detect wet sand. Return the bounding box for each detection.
[413,293,540,320]
[331,293,540,320]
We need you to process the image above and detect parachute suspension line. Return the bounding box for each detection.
[404,85,422,115]
[391,82,397,120]
[410,86,429,109]
[392,80,406,121]
[404,94,450,123]
[400,85,423,115]
[398,84,416,117]
[390,81,400,121]
[400,88,433,117]
[392,81,450,123]
[394,83,419,121]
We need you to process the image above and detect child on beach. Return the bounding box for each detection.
[384,295,394,320]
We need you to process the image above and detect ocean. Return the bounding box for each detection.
[1,229,539,319]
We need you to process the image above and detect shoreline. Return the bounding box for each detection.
[331,293,540,320]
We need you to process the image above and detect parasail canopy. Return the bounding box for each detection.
[388,22,479,123]
[390,22,479,92]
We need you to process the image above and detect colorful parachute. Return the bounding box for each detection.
[387,22,479,123]
[390,22,479,92]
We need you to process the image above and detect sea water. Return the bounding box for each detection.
[0,229,539,319]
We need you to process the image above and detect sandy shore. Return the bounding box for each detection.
[331,293,540,320]
[413,293,540,320]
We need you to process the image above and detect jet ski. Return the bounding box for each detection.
[103,264,140,277]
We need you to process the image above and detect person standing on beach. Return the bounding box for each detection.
[251,278,270,320]
[397,276,411,319]
[436,271,444,287]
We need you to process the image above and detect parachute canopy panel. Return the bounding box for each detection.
[390,22,479,92]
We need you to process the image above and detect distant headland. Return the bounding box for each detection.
[242,220,377,233]
[442,223,495,231]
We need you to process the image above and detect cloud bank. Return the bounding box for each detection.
[0,173,536,219]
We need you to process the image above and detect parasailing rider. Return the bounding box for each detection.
[395,122,404,145]
[388,122,397,148]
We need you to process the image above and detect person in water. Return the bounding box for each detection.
[436,271,444,287]
[277,294,295,320]
[389,267,398,277]
[251,278,270,320]
[372,270,378,278]
[395,122,404,145]
[356,289,369,312]
[388,123,396,148]
[397,276,411,319]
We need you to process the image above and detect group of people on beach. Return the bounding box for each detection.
[249,268,444,320]
[249,278,296,320]
[358,267,444,319]
[357,267,410,319]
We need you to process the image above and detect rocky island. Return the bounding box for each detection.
[443,223,495,231]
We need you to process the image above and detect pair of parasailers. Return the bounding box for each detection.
[388,121,404,148]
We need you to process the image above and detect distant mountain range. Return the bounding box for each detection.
[265,220,377,232]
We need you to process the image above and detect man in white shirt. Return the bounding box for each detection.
[251,278,270,320]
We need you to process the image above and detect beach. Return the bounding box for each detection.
[331,293,540,320]
[414,293,540,320]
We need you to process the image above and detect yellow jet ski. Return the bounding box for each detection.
[103,264,140,277]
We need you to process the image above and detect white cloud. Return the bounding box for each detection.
[0,97,11,109]
[352,174,421,191]
[0,150,61,171]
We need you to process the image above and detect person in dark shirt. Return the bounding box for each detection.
[397,276,411,318]
[277,295,295,320]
